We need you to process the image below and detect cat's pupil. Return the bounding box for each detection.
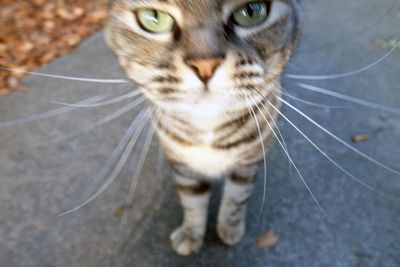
[246,4,255,17]
[152,10,159,23]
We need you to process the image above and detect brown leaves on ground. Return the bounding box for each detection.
[256,229,279,249]
[352,134,370,143]
[0,0,109,95]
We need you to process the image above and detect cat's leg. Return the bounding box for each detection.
[170,168,211,256]
[217,164,257,245]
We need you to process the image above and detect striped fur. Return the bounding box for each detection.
[106,0,300,255]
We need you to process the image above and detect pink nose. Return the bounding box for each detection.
[185,57,223,83]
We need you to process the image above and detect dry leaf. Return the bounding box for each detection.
[0,88,10,96]
[86,9,108,24]
[7,77,21,89]
[0,0,109,94]
[32,0,46,7]
[256,230,279,249]
[16,42,34,53]
[352,134,370,143]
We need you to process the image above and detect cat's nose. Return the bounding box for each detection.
[185,57,224,83]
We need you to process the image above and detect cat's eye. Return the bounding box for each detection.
[232,1,269,27]
[136,9,175,34]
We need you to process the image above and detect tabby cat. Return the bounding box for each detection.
[105,0,300,256]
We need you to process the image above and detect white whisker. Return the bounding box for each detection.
[58,108,151,216]
[286,41,400,80]
[248,94,323,211]
[52,90,142,108]
[282,91,346,109]
[0,67,130,84]
[0,95,106,127]
[297,83,400,114]
[278,96,400,176]
[157,137,165,183]
[245,95,268,217]
[117,116,156,244]
[264,95,383,196]
[34,97,146,147]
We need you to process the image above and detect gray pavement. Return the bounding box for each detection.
[1,0,400,266]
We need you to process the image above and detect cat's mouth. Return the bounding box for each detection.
[193,91,214,105]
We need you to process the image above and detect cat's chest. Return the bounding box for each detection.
[167,113,225,144]
[159,114,238,178]
[191,116,222,144]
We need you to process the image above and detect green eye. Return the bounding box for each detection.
[137,9,175,33]
[232,1,269,27]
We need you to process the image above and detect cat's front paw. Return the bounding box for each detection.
[217,220,245,246]
[170,226,204,256]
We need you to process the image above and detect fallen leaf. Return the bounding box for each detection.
[16,42,34,53]
[0,88,10,95]
[7,76,24,91]
[86,9,108,24]
[256,230,279,249]
[352,134,370,143]
[371,39,385,48]
[0,0,109,94]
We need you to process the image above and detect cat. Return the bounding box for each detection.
[105,0,301,256]
[1,1,399,265]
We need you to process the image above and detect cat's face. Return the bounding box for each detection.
[106,0,300,116]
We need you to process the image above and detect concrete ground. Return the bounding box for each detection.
[1,0,399,266]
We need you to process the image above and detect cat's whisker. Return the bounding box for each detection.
[286,41,400,80]
[296,83,400,114]
[33,97,146,147]
[262,93,384,196]
[0,95,107,127]
[245,95,268,217]
[253,87,294,172]
[239,86,292,170]
[52,90,143,108]
[58,108,151,217]
[271,79,347,110]
[281,90,347,109]
[157,135,165,183]
[248,93,323,211]
[116,113,157,247]
[277,96,400,176]
[0,67,130,84]
[79,107,150,202]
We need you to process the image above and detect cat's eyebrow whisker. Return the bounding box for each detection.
[277,96,400,176]
[52,90,143,108]
[0,95,107,127]
[297,83,400,114]
[33,97,146,147]
[262,93,384,196]
[248,93,323,211]
[116,113,157,247]
[281,90,347,109]
[286,41,400,80]
[58,108,151,217]
[0,67,130,84]
[245,95,268,217]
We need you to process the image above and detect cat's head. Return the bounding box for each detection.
[106,0,301,116]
